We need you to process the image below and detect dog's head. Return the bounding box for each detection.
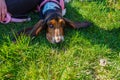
[45,13,65,43]
[19,13,91,44]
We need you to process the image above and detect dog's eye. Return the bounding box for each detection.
[49,24,54,28]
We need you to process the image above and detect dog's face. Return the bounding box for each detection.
[19,15,91,44]
[46,17,65,43]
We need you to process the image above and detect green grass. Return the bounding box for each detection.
[0,0,120,80]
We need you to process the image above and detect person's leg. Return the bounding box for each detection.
[5,0,40,15]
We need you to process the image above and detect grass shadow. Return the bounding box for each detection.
[30,2,120,53]
[0,1,120,79]
[0,2,119,52]
[64,2,120,52]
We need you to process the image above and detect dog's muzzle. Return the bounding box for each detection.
[46,33,64,44]
[52,36,64,43]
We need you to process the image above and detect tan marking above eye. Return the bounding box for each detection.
[49,19,56,25]
[59,19,65,25]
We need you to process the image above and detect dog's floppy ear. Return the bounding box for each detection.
[29,20,45,36]
[64,18,92,29]
[18,20,45,37]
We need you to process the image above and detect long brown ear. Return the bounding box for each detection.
[64,18,92,29]
[18,20,45,37]
[29,20,45,36]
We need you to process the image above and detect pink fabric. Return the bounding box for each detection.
[60,0,64,10]
[0,0,64,24]
[0,13,11,24]
[0,13,31,24]
[38,0,65,11]
[11,17,31,23]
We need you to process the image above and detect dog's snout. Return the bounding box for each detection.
[46,19,65,44]
[54,29,63,43]
[54,36,63,43]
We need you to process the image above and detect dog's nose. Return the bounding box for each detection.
[54,36,64,43]
[55,36,61,43]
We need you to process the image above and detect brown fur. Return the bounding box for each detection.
[17,4,92,43]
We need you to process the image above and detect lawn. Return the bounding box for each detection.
[0,0,120,80]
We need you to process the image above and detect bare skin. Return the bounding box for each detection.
[0,0,7,21]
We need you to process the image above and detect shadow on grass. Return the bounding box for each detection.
[0,2,120,52]
[0,12,39,46]
[64,3,120,52]
[0,2,120,80]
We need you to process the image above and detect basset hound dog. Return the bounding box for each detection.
[18,0,91,44]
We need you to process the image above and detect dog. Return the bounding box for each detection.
[18,0,91,44]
